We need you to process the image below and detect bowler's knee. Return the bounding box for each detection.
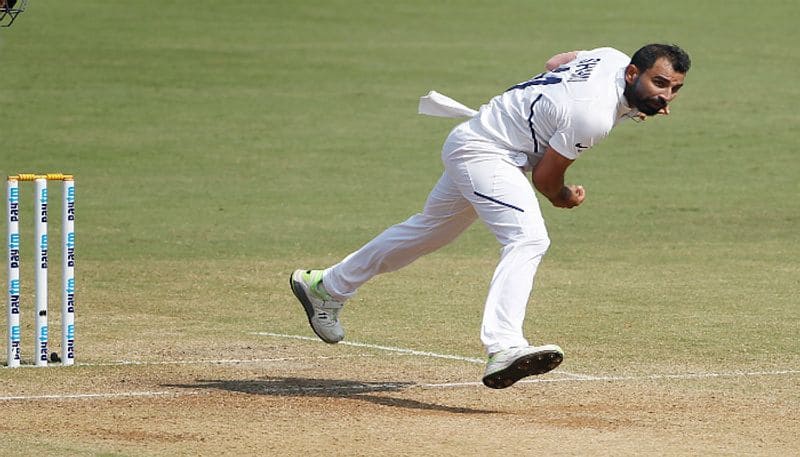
[503,234,551,257]
[525,235,551,254]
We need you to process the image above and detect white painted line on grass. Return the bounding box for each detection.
[251,331,799,387]
[1,354,370,369]
[0,390,185,402]
[421,369,800,388]
[3,369,798,402]
[252,331,485,364]
[6,335,794,402]
[558,369,800,383]
[81,354,369,367]
[173,368,800,396]
[250,331,590,378]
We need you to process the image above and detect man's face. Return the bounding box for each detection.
[624,57,686,116]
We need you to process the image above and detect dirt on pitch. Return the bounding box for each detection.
[1,338,798,457]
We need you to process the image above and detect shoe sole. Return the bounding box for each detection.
[481,349,563,389]
[289,271,340,344]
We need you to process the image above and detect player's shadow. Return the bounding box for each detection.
[165,377,497,414]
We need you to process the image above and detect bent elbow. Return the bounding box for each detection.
[544,57,560,71]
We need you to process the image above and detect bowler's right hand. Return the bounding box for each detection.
[555,185,585,208]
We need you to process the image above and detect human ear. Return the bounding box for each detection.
[624,64,639,84]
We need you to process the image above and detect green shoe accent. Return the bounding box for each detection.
[303,270,332,300]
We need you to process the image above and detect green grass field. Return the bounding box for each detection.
[0,1,798,455]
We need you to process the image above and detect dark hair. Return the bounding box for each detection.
[631,44,691,74]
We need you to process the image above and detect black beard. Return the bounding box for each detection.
[624,79,664,116]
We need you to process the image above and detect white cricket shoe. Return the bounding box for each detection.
[290,269,345,344]
[482,345,564,389]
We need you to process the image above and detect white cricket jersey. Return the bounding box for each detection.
[455,47,637,167]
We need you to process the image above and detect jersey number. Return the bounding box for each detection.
[506,72,562,92]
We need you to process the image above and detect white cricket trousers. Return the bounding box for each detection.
[322,126,550,355]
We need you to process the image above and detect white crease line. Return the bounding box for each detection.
[252,332,799,386]
[2,355,369,369]
[550,371,597,380]
[4,370,799,401]
[252,331,482,364]
[0,390,189,402]
[422,369,800,388]
[182,368,800,396]
[82,355,368,367]
[555,369,800,383]
[250,331,589,378]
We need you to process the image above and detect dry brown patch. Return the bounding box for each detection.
[1,339,798,456]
